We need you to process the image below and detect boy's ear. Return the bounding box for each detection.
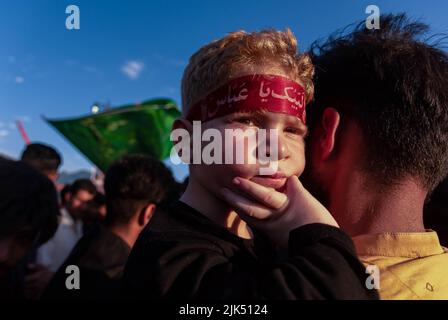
[318,107,340,160]
[138,204,156,227]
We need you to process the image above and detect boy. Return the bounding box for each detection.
[122,29,377,300]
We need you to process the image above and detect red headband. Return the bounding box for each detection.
[186,74,307,123]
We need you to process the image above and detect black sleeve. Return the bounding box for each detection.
[122,223,379,300]
[42,266,122,300]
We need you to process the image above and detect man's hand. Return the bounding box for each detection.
[221,175,338,248]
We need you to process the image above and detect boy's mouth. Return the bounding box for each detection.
[250,172,287,189]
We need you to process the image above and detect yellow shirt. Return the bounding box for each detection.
[353,231,448,300]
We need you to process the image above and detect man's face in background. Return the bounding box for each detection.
[44,170,59,184]
[66,189,95,219]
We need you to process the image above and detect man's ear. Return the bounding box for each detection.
[318,107,341,160]
[172,118,193,161]
[138,204,156,227]
[172,118,192,133]
[46,170,59,183]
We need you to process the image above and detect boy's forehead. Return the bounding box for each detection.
[229,109,304,124]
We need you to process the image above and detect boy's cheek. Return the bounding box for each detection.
[282,145,306,176]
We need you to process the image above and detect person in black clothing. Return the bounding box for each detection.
[43,154,179,299]
[0,158,59,299]
[122,29,378,300]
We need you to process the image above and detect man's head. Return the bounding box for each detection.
[104,154,178,229]
[0,159,59,279]
[20,143,62,182]
[80,192,107,224]
[177,29,314,198]
[65,179,97,219]
[304,14,448,225]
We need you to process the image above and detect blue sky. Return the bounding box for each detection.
[0,0,447,181]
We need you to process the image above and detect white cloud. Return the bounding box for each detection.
[121,60,144,80]
[0,130,10,138]
[15,76,24,84]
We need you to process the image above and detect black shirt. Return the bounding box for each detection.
[43,225,131,300]
[122,201,378,300]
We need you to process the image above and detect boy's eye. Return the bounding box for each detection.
[234,117,255,126]
[285,127,300,134]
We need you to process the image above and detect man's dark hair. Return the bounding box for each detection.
[20,143,62,173]
[0,159,59,246]
[104,154,179,226]
[308,13,448,191]
[70,179,97,196]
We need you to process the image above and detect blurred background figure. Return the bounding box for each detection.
[20,143,62,183]
[36,179,97,272]
[80,192,107,234]
[43,154,179,299]
[0,158,59,299]
[23,179,97,299]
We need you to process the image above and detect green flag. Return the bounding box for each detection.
[45,98,181,172]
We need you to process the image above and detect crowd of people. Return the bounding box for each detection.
[0,143,182,299]
[1,13,448,300]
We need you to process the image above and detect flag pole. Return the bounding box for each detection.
[16,120,30,145]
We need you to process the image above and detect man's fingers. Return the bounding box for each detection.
[221,187,273,220]
[232,177,288,210]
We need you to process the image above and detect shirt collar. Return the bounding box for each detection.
[352,230,446,258]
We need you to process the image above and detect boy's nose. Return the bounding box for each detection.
[276,137,289,160]
[262,132,289,161]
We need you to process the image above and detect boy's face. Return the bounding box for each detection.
[191,109,307,196]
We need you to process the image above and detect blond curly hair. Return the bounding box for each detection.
[181,29,314,116]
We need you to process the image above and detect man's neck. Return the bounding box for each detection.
[107,224,139,248]
[329,172,427,237]
[180,178,253,239]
